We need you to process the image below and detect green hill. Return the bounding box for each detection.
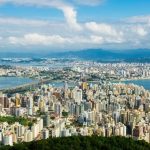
[1,136,150,150]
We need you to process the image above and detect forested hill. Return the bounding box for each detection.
[1,136,150,150]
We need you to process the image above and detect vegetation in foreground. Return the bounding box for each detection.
[0,116,36,127]
[1,136,150,150]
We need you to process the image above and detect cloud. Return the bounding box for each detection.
[6,33,111,46]
[0,1,150,50]
[0,37,2,40]
[5,32,124,49]
[85,22,124,44]
[125,15,150,24]
[8,33,71,46]
[0,17,149,50]
[85,22,120,36]
[0,17,49,26]
[0,0,82,31]
[1,14,150,50]
[58,4,82,31]
[73,0,104,6]
[133,26,147,36]
[89,35,103,44]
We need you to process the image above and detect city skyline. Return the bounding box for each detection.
[0,1,150,148]
[0,0,150,51]
[0,60,150,146]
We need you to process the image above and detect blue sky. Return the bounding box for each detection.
[0,0,150,51]
[1,0,150,21]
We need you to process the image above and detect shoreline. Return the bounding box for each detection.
[0,76,39,91]
[112,77,150,91]
[0,76,150,92]
[113,77,150,82]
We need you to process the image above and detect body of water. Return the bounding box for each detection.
[0,77,37,90]
[51,80,150,91]
[117,79,150,91]
[0,77,149,91]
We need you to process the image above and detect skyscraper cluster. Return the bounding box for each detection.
[0,80,150,146]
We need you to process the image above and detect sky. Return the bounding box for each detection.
[0,0,150,52]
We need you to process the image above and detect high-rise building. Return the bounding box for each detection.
[72,87,82,104]
[27,97,33,116]
[0,94,9,108]
[3,134,13,146]
[54,102,62,117]
[15,93,21,107]
[61,128,70,137]
[69,102,75,116]
[24,130,33,142]
[32,123,39,139]
[42,129,49,139]
[81,82,88,90]
[43,114,50,127]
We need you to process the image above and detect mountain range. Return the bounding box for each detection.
[0,49,150,62]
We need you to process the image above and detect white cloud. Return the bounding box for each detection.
[0,37,2,40]
[90,35,104,44]
[0,17,49,26]
[85,22,120,37]
[0,1,150,50]
[8,33,71,45]
[0,0,82,31]
[85,22,124,44]
[134,26,147,36]
[7,33,111,46]
[0,17,149,50]
[0,14,149,50]
[58,4,82,31]
[125,15,150,24]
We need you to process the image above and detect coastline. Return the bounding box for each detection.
[112,77,150,91]
[113,77,150,82]
[0,76,150,92]
[0,76,38,91]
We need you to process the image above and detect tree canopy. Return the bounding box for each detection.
[1,136,150,150]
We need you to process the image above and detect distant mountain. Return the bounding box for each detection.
[0,49,150,62]
[47,49,150,62]
[53,49,118,60]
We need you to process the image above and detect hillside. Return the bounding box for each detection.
[1,136,150,150]
[52,49,150,61]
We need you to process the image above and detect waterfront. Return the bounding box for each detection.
[120,79,150,91]
[0,77,37,90]
[0,77,150,91]
[50,80,150,91]
[48,81,77,88]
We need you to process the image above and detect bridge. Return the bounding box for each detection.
[0,78,53,94]
[0,79,106,95]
